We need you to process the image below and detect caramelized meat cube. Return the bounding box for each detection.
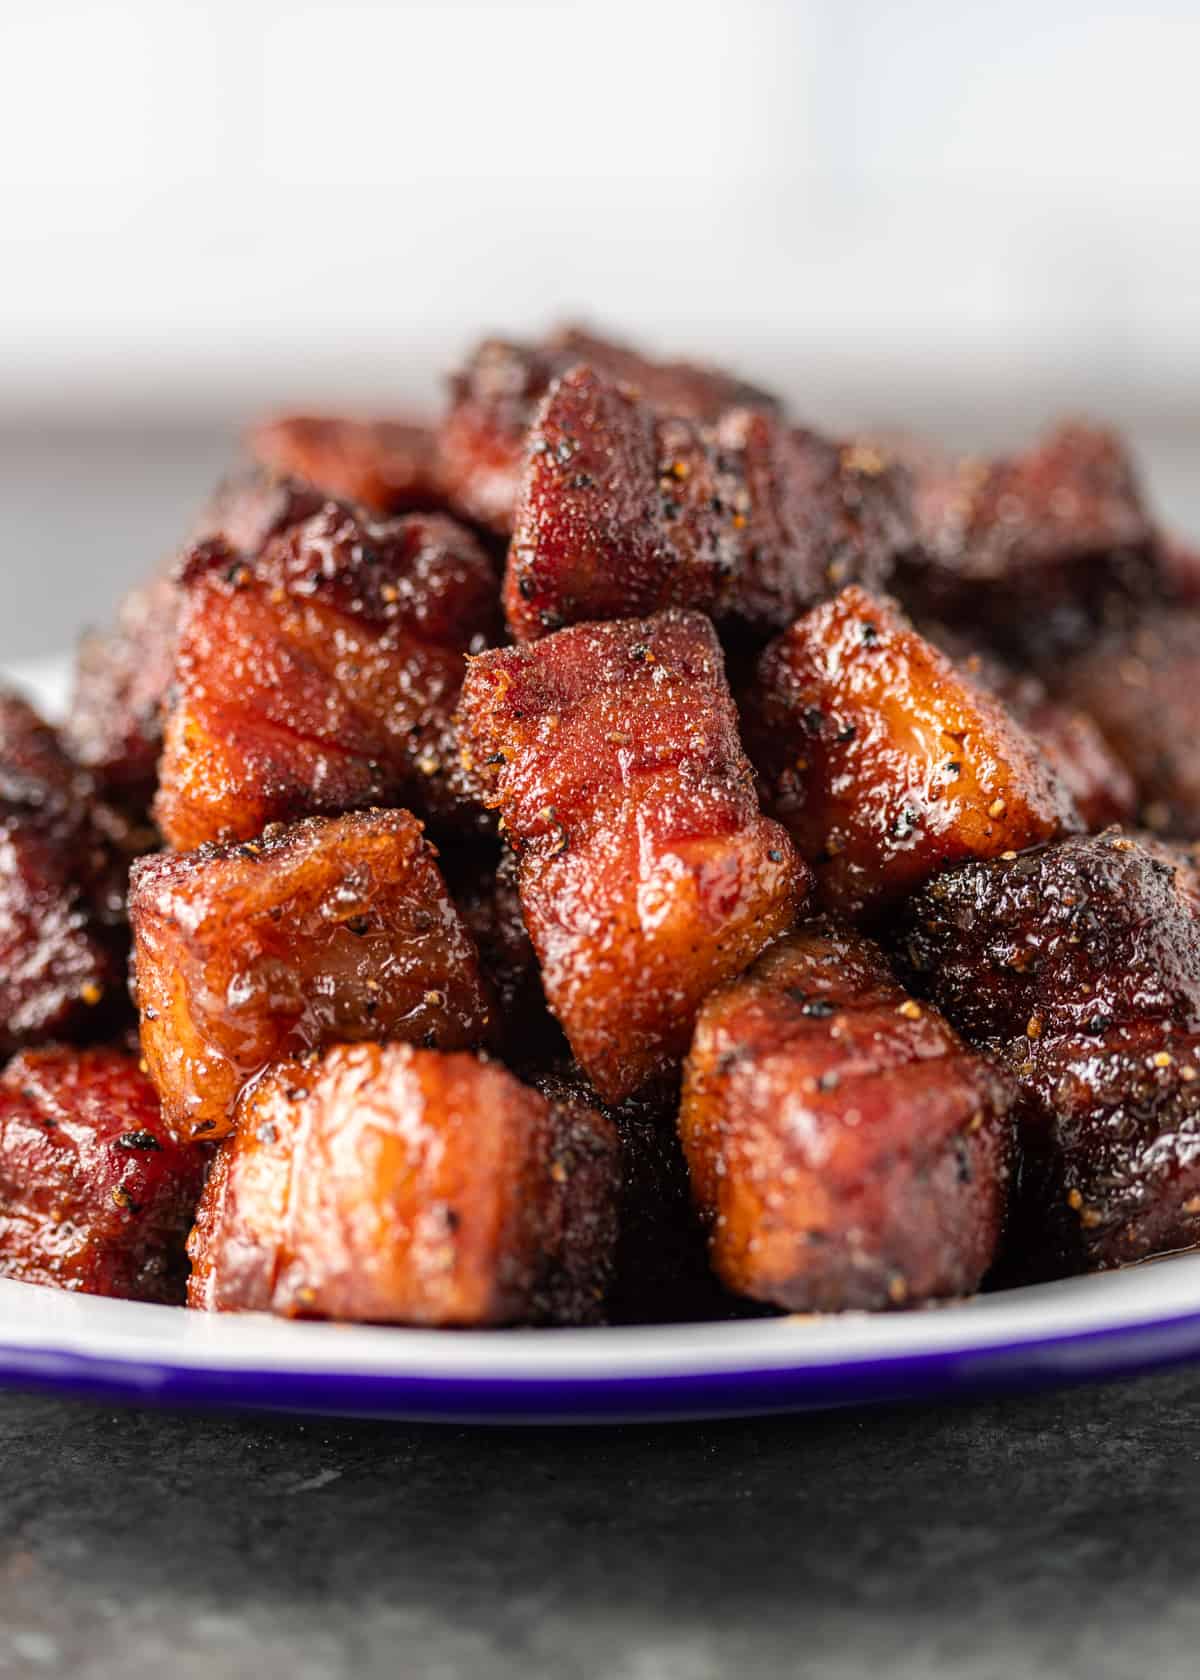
[0,1047,205,1302]
[895,831,1200,1274]
[247,415,446,515]
[679,925,1012,1312]
[1053,609,1200,837]
[439,326,778,534]
[64,473,323,805]
[130,810,494,1142]
[188,1044,619,1326]
[742,586,1079,917]
[155,503,500,849]
[457,610,808,1102]
[893,423,1158,667]
[505,365,912,641]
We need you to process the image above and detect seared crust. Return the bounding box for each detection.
[742,586,1079,916]
[155,502,500,849]
[130,810,495,1142]
[247,415,447,515]
[0,1047,205,1302]
[439,327,778,534]
[505,365,912,641]
[187,1044,619,1326]
[895,830,1200,1274]
[679,925,1012,1311]
[457,609,808,1101]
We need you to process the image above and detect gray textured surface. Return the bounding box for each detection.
[2,1370,1200,1679]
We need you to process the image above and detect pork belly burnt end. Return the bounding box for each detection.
[896,830,1200,1273]
[439,326,779,534]
[1053,609,1200,837]
[505,365,913,642]
[457,610,808,1102]
[679,925,1011,1312]
[742,586,1079,917]
[248,415,446,515]
[0,691,128,1055]
[188,1044,619,1326]
[893,423,1158,668]
[130,810,495,1142]
[155,503,500,849]
[0,1048,205,1302]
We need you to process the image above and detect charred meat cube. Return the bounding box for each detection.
[0,690,129,1055]
[247,414,447,515]
[679,924,1012,1312]
[892,423,1159,668]
[155,502,500,849]
[895,830,1200,1274]
[742,586,1079,917]
[0,1047,205,1302]
[188,1043,619,1326]
[457,609,808,1102]
[64,473,323,807]
[505,365,913,642]
[130,810,495,1142]
[439,326,779,534]
[1052,609,1200,837]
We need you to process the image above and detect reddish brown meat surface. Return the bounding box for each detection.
[504,366,913,641]
[457,609,808,1102]
[0,1047,205,1302]
[679,925,1012,1312]
[1053,608,1200,837]
[188,1044,619,1326]
[155,502,500,849]
[895,830,1200,1274]
[248,415,446,515]
[130,810,494,1142]
[742,587,1079,917]
[439,326,779,534]
[892,422,1158,667]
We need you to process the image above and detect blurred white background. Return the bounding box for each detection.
[1,0,1198,657]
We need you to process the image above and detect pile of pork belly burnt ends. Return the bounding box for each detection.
[5,324,1200,1328]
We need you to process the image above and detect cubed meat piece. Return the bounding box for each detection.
[188,1044,619,1326]
[0,1047,205,1302]
[1052,609,1200,837]
[130,810,495,1142]
[155,502,500,849]
[457,610,808,1102]
[504,365,913,641]
[0,690,128,1055]
[439,326,779,534]
[679,925,1012,1312]
[247,415,447,515]
[894,831,1200,1275]
[892,423,1158,668]
[741,586,1079,917]
[64,473,323,806]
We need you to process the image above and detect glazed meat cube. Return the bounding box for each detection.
[457,609,808,1102]
[439,326,778,534]
[0,1047,205,1302]
[155,502,500,849]
[64,473,323,805]
[188,1044,619,1326]
[247,414,446,515]
[1052,609,1200,837]
[895,830,1200,1274]
[742,586,1079,917]
[679,925,1012,1312]
[892,423,1158,667]
[130,810,495,1141]
[505,365,913,642]
[0,690,128,1055]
